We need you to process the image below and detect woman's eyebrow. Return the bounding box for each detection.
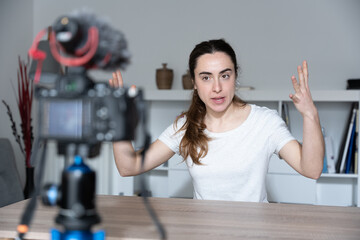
[199,71,212,75]
[219,68,232,74]
[199,68,232,75]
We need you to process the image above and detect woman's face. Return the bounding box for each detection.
[193,51,236,115]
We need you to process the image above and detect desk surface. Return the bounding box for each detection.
[1,195,360,240]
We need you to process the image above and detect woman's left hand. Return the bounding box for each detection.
[283,60,324,179]
[289,60,317,118]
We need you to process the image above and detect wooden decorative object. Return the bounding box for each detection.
[182,70,193,89]
[156,63,173,89]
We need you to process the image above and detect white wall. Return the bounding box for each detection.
[0,0,34,185]
[31,0,360,90]
[1,0,360,185]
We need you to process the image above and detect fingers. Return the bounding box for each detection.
[290,75,300,103]
[290,60,313,105]
[302,60,309,88]
[109,70,124,88]
[296,60,309,90]
[110,72,118,88]
[116,70,124,87]
[289,93,297,103]
[297,65,305,88]
[289,93,300,104]
[291,75,300,93]
[302,60,308,78]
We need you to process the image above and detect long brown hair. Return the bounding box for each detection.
[176,39,245,165]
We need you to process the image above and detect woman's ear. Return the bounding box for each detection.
[192,79,196,89]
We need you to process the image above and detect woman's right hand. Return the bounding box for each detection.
[109,70,175,177]
[109,70,124,88]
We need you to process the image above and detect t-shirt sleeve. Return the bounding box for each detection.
[158,118,185,155]
[268,110,296,156]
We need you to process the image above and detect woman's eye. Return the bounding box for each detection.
[222,74,230,79]
[202,76,210,81]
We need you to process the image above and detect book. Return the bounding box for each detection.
[354,109,359,174]
[337,104,357,173]
[350,106,359,173]
[355,151,358,174]
[336,104,354,173]
[321,127,328,173]
[281,102,290,129]
[322,153,328,173]
[324,135,335,173]
[345,114,356,173]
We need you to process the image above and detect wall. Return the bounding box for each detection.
[31,0,360,90]
[0,0,34,185]
[1,0,360,185]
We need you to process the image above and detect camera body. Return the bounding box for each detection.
[36,67,140,150]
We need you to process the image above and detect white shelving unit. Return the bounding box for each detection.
[112,89,359,207]
[44,90,360,207]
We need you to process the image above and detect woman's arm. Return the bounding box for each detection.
[113,140,175,177]
[279,61,325,179]
[110,70,175,176]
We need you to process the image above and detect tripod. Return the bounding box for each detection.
[42,144,105,240]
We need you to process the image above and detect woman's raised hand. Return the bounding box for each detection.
[109,70,124,88]
[289,60,317,118]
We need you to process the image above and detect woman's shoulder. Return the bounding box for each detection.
[249,104,281,120]
[161,114,187,135]
[173,114,187,130]
[251,104,278,114]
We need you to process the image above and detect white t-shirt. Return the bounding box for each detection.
[158,104,295,202]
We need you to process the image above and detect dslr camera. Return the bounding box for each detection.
[31,10,143,157]
[36,67,141,155]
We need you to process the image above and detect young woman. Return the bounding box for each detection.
[110,39,324,202]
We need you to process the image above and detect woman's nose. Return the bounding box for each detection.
[212,79,222,93]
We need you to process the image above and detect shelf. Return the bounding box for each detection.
[320,173,358,179]
[153,166,169,171]
[153,163,169,171]
[144,90,192,101]
[143,90,360,102]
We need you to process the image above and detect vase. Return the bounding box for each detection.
[182,70,193,89]
[156,63,173,89]
[23,167,35,199]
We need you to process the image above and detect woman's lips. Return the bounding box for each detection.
[211,97,225,104]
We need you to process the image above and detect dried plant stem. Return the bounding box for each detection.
[2,56,34,168]
[17,56,34,168]
[2,100,25,156]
